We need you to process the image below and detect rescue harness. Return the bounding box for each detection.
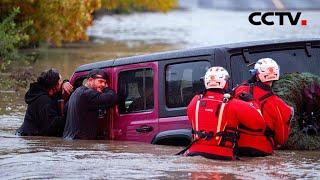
[177,92,239,156]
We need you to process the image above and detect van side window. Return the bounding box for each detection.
[166,61,211,108]
[118,68,154,114]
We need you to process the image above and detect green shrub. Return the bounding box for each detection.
[273,72,320,150]
[1,0,177,47]
[1,0,101,47]
[0,7,31,70]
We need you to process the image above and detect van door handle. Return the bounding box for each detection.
[136,125,153,133]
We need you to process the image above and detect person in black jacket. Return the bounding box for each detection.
[63,69,118,140]
[16,68,73,137]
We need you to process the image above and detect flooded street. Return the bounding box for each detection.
[1,126,320,179]
[1,114,320,179]
[1,5,320,179]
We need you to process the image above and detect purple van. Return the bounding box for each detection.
[70,39,320,145]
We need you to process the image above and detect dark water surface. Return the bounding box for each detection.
[1,8,320,179]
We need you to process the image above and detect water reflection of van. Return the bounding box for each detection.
[70,39,320,146]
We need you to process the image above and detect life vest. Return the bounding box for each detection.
[233,81,292,155]
[185,90,265,160]
[185,90,239,160]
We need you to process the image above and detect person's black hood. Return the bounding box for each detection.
[25,82,48,104]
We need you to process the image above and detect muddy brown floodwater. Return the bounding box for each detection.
[1,126,320,179]
[1,8,320,179]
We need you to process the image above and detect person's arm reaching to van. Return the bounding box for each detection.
[86,87,118,109]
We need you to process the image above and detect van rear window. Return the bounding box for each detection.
[165,61,211,108]
[231,48,320,86]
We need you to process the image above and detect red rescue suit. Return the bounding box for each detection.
[185,89,264,160]
[234,81,292,156]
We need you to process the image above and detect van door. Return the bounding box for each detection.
[157,58,211,143]
[111,62,158,143]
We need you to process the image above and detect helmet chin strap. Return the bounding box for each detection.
[256,77,273,87]
[256,74,275,86]
[263,81,273,87]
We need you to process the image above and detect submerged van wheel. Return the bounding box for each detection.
[151,129,192,146]
[154,137,191,146]
[273,72,320,150]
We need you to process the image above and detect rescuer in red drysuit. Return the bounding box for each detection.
[233,58,293,156]
[184,67,265,160]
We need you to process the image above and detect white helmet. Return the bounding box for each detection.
[204,66,230,89]
[254,58,280,82]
